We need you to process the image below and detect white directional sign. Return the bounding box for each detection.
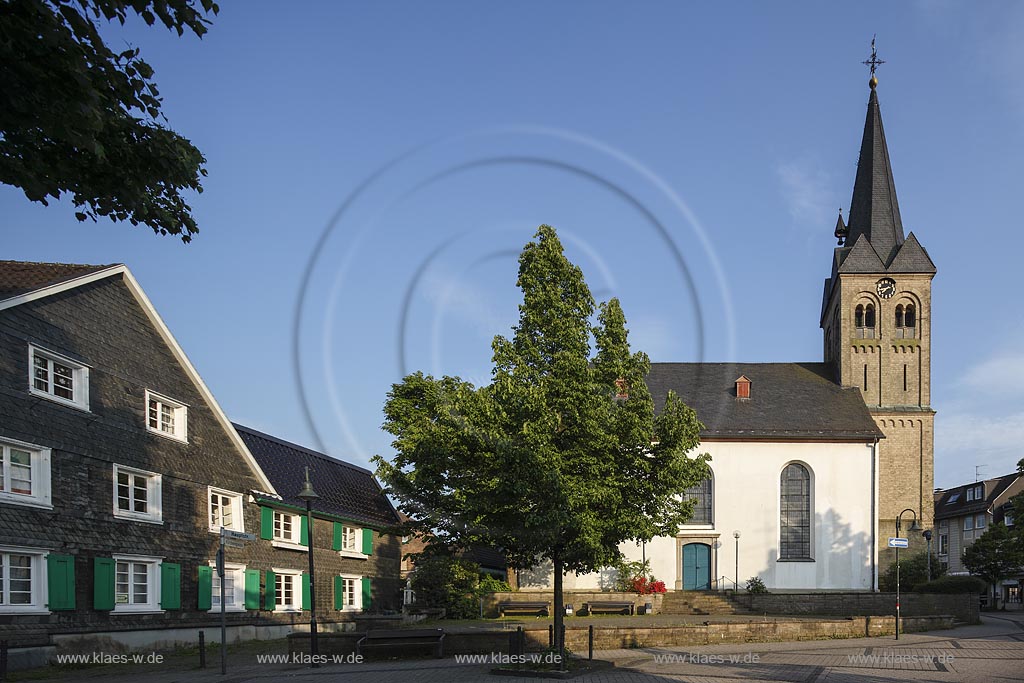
[887,537,909,548]
[221,529,257,542]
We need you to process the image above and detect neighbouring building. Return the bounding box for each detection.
[526,69,936,593]
[0,261,400,666]
[934,472,1023,606]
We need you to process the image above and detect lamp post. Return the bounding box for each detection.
[733,531,741,591]
[895,508,921,640]
[922,529,933,583]
[297,467,320,666]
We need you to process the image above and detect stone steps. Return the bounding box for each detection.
[660,591,752,615]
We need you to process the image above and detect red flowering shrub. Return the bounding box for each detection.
[630,576,667,595]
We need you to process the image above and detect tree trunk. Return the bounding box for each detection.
[553,554,564,668]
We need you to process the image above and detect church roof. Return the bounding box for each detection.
[647,362,883,441]
[887,232,937,274]
[845,83,905,266]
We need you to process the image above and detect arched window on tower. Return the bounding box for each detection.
[683,473,713,525]
[855,303,876,339]
[780,463,812,560]
[895,303,916,339]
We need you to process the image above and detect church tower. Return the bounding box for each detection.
[820,69,937,560]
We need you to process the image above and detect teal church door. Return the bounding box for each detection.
[682,543,711,590]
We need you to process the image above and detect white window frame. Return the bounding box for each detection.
[938,533,948,556]
[112,554,163,614]
[273,568,302,612]
[209,562,247,613]
[1006,512,1015,527]
[112,464,163,524]
[0,546,50,614]
[144,390,188,442]
[208,487,244,533]
[271,510,303,549]
[28,345,89,411]
[975,513,987,529]
[963,516,974,531]
[338,525,366,559]
[338,573,362,612]
[0,438,52,510]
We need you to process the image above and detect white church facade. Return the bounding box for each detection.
[524,69,935,593]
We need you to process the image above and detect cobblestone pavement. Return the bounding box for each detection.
[17,613,1024,682]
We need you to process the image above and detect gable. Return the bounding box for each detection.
[0,266,275,493]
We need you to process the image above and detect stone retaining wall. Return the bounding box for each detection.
[733,592,979,624]
[482,591,662,617]
[289,615,955,658]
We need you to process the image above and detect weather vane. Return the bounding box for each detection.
[863,36,885,84]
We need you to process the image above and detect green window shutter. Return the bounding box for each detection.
[361,576,371,610]
[301,574,311,610]
[334,575,345,610]
[93,557,115,610]
[332,522,342,551]
[244,569,261,610]
[47,554,76,611]
[361,528,373,555]
[160,563,181,610]
[260,506,274,540]
[264,570,276,610]
[299,515,309,547]
[197,565,212,611]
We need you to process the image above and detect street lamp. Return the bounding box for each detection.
[895,508,921,640]
[733,531,741,591]
[297,467,320,667]
[922,529,933,583]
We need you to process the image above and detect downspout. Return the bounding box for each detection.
[871,437,879,591]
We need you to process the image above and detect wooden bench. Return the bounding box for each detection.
[497,600,550,617]
[355,628,446,659]
[584,600,635,615]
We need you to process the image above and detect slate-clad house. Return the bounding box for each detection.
[0,261,400,664]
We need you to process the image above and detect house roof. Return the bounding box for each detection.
[0,260,117,299]
[934,472,1023,521]
[646,362,884,441]
[235,424,399,528]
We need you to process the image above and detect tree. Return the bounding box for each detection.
[374,225,709,661]
[962,522,1024,607]
[0,0,218,241]
[879,551,946,592]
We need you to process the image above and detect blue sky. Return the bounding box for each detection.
[4,1,1022,489]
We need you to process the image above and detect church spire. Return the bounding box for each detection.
[845,44,905,265]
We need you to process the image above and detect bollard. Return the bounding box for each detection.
[1,639,8,681]
[548,624,553,648]
[198,631,206,669]
[517,626,525,658]
[588,624,594,660]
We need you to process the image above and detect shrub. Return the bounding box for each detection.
[631,576,667,594]
[879,552,945,592]
[612,558,651,592]
[745,576,768,594]
[477,574,513,596]
[912,575,987,594]
[409,554,482,619]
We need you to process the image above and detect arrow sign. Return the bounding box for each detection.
[888,537,909,548]
[221,529,257,542]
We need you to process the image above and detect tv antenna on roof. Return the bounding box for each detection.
[975,465,986,482]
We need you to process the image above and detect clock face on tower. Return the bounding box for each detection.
[876,277,896,299]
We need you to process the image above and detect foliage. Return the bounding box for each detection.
[878,552,946,592]
[0,0,218,241]
[745,576,768,594]
[962,522,1024,601]
[409,554,482,620]
[375,225,710,649]
[913,575,988,594]
[612,558,651,592]
[476,574,512,596]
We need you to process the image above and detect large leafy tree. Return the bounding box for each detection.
[374,225,709,658]
[962,522,1024,606]
[0,0,218,241]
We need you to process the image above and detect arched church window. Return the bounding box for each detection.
[683,474,713,525]
[855,303,875,339]
[895,305,904,329]
[780,463,812,560]
[905,304,916,329]
[895,302,916,339]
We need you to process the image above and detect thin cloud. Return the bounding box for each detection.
[776,158,837,230]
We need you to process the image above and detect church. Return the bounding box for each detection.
[527,67,936,593]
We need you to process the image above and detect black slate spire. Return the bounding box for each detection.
[845,78,905,265]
